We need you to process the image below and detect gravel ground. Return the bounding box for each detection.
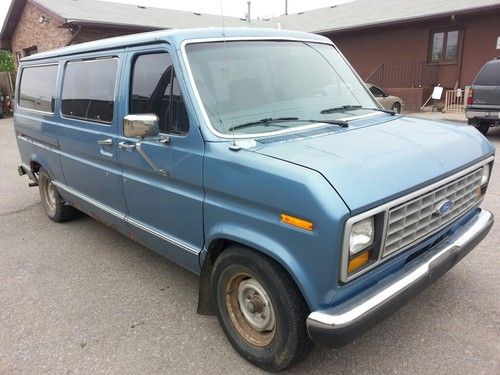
[0,117,499,374]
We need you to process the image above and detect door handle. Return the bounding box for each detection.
[98,138,113,146]
[119,141,136,150]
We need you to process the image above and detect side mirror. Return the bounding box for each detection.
[123,114,160,138]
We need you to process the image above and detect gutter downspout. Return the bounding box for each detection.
[66,24,82,46]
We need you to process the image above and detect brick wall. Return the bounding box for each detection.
[385,87,433,112]
[327,10,500,90]
[459,13,500,86]
[10,2,151,66]
[11,2,71,65]
[72,27,143,44]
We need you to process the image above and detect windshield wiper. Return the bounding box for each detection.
[306,119,349,127]
[228,117,299,131]
[228,117,349,132]
[320,105,396,115]
[320,105,362,114]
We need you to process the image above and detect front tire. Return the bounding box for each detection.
[38,169,77,222]
[211,246,312,372]
[391,102,401,114]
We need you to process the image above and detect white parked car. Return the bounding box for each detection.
[366,83,404,113]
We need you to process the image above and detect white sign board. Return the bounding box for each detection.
[432,86,444,100]
[497,36,500,49]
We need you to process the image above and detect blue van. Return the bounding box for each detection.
[15,28,494,371]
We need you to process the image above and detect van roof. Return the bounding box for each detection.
[20,27,330,63]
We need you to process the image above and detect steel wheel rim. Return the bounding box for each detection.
[225,273,276,347]
[43,178,56,212]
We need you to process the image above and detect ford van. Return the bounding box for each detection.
[14,28,494,371]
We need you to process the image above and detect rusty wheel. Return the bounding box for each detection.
[212,246,312,372]
[225,273,276,347]
[38,168,77,222]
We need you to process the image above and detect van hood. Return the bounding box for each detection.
[252,116,494,213]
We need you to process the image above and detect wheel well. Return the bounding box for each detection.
[197,238,307,317]
[30,160,41,174]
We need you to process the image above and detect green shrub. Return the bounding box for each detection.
[0,50,15,72]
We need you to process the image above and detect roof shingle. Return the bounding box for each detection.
[270,0,500,34]
[33,0,266,29]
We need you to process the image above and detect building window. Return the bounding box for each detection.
[429,30,460,63]
[23,46,38,57]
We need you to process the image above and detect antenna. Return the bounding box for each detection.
[219,0,239,150]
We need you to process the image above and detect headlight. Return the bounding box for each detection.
[481,164,490,186]
[349,216,374,255]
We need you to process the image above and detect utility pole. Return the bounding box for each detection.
[247,1,251,22]
[285,0,288,15]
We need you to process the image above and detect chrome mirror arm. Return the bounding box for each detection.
[135,140,168,176]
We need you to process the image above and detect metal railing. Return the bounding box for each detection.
[363,61,438,88]
[443,88,466,113]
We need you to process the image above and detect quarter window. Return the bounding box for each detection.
[130,52,189,134]
[18,64,58,113]
[429,30,460,63]
[61,58,118,123]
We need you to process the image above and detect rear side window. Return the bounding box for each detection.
[62,58,118,123]
[130,52,189,134]
[18,64,58,113]
[474,61,500,86]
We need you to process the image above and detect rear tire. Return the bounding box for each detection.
[476,122,490,136]
[38,169,77,222]
[211,246,313,372]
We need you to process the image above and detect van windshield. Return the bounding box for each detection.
[185,40,377,136]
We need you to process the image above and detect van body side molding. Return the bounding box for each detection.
[52,181,200,256]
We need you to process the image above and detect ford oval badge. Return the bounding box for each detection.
[436,199,454,215]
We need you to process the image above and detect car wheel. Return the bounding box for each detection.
[391,102,401,114]
[211,246,313,372]
[38,168,77,222]
[476,122,490,136]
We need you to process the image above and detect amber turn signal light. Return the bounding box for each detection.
[280,213,314,231]
[348,250,370,273]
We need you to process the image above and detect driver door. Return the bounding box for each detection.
[116,45,204,272]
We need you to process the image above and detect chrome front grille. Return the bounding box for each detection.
[383,168,483,257]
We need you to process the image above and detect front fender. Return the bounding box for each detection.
[203,224,318,309]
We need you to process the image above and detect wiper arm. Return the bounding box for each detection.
[320,105,362,114]
[228,117,299,131]
[320,105,396,116]
[307,119,349,127]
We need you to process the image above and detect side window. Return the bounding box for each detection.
[369,86,385,98]
[130,52,189,135]
[61,58,118,124]
[18,64,58,113]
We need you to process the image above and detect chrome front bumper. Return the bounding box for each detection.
[307,209,494,346]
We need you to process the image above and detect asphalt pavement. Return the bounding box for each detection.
[0,117,499,374]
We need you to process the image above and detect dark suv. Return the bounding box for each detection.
[466,58,500,135]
